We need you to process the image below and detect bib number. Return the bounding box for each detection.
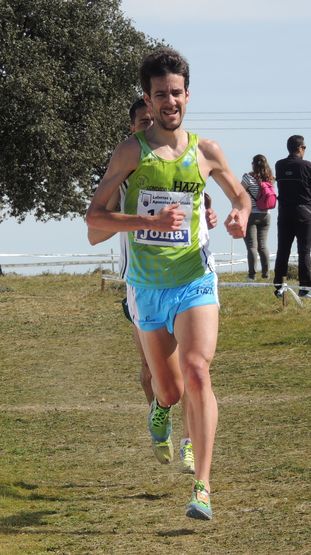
[134,190,193,247]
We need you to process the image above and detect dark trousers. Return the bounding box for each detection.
[274,205,311,286]
[243,212,270,278]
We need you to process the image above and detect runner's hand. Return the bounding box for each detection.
[224,208,248,238]
[206,207,217,230]
[153,203,186,231]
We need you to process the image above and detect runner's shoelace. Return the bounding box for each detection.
[183,443,194,464]
[194,480,206,492]
[152,406,169,427]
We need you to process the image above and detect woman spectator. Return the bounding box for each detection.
[242,154,274,280]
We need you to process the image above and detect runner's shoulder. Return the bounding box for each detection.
[198,137,222,159]
[111,135,141,171]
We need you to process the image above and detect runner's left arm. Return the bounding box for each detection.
[199,139,251,238]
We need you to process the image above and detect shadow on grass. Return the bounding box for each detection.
[0,482,65,503]
[61,482,119,489]
[0,510,111,537]
[0,510,57,533]
[0,512,104,537]
[0,484,27,500]
[0,483,44,500]
[157,529,196,537]
[13,481,38,490]
[122,492,171,501]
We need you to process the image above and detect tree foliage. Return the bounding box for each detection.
[0,0,161,220]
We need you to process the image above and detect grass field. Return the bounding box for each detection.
[0,272,310,554]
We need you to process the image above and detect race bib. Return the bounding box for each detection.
[134,190,193,247]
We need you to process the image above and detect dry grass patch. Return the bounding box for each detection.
[0,272,310,554]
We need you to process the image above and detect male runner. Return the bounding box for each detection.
[89,98,217,472]
[87,48,250,520]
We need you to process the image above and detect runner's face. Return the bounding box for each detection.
[144,74,189,131]
[132,106,153,132]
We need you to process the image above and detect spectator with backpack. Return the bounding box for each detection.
[242,154,276,280]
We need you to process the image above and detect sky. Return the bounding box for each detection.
[2,0,311,273]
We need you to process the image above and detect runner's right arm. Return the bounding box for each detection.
[86,138,186,235]
[87,189,120,245]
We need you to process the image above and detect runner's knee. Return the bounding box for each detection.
[158,384,183,406]
[181,353,213,391]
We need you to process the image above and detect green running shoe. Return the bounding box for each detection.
[180,439,195,474]
[186,480,212,520]
[148,398,172,442]
[152,437,174,464]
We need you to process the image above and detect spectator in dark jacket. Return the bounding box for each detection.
[274,135,311,298]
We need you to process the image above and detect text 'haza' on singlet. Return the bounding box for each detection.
[121,131,213,289]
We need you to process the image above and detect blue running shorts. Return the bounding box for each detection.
[126,271,219,333]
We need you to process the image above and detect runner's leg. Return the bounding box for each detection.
[132,326,153,405]
[137,326,184,407]
[174,304,219,492]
